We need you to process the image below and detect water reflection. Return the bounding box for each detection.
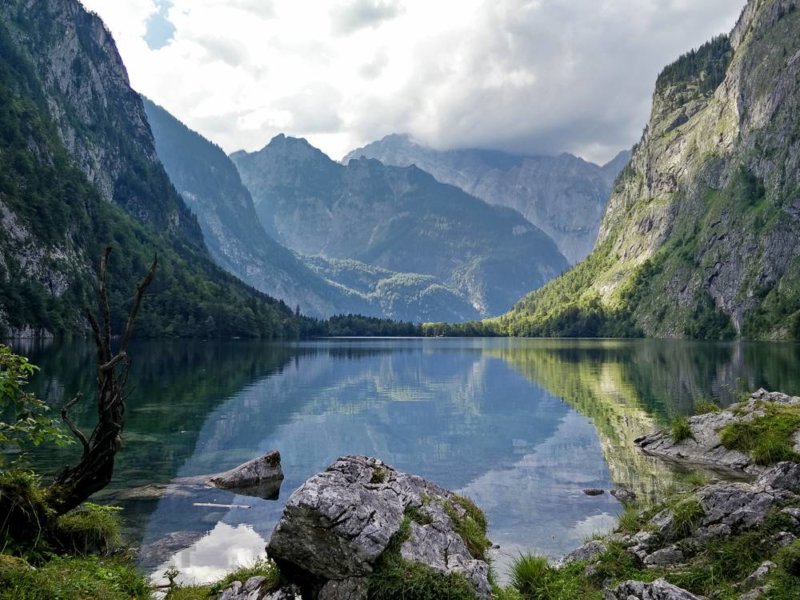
[20,338,800,582]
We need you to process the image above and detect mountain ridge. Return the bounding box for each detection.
[232,135,569,318]
[344,134,630,264]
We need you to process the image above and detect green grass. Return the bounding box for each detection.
[0,555,150,600]
[444,495,491,561]
[667,495,704,541]
[370,466,389,484]
[368,515,476,600]
[720,403,800,465]
[162,557,282,599]
[509,555,599,600]
[693,399,721,415]
[670,416,693,442]
[55,503,123,555]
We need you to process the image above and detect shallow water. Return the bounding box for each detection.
[18,337,800,583]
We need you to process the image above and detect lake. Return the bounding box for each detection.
[16,337,800,584]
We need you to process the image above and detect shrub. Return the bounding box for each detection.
[670,416,693,442]
[776,540,800,577]
[693,400,721,415]
[55,503,123,555]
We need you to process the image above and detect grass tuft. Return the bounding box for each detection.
[720,403,800,465]
[444,495,491,561]
[693,400,721,415]
[670,416,693,442]
[509,554,594,600]
[55,503,123,555]
[668,495,704,540]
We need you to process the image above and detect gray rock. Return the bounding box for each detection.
[739,561,776,591]
[218,581,243,600]
[218,579,300,600]
[604,578,701,599]
[555,540,608,568]
[770,531,797,548]
[698,483,790,532]
[643,545,684,567]
[611,488,637,503]
[756,462,800,493]
[208,450,284,492]
[738,587,768,600]
[781,506,800,524]
[318,578,368,600]
[267,456,491,598]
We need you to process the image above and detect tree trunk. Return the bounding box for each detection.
[46,246,156,515]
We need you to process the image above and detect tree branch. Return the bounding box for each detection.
[61,393,90,458]
[121,255,157,352]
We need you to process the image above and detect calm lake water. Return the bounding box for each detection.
[16,337,800,583]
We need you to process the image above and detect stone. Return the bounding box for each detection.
[604,578,701,599]
[218,579,300,600]
[318,578,369,600]
[267,456,491,599]
[584,488,605,496]
[739,561,776,591]
[611,488,637,503]
[643,545,684,567]
[208,450,284,497]
[555,540,608,568]
[756,462,800,493]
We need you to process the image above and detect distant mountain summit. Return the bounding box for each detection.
[232,136,568,317]
[345,134,630,264]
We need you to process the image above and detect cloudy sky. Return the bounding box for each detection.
[80,0,745,164]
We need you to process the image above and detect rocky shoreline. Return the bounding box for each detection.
[169,390,800,599]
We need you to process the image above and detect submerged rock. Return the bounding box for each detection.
[170,450,285,500]
[208,450,284,499]
[267,455,491,599]
[636,389,800,475]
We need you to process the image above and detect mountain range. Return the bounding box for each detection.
[231,136,569,318]
[345,135,630,264]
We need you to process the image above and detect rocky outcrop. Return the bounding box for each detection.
[266,456,491,599]
[636,389,800,474]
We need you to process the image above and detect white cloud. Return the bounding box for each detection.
[80,0,745,163]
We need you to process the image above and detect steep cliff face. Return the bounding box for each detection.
[2,0,202,245]
[142,98,362,319]
[504,0,800,340]
[345,135,629,264]
[0,0,300,337]
[232,136,569,317]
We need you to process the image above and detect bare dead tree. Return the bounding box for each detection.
[46,246,156,515]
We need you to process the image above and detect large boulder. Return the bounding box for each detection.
[267,456,491,599]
